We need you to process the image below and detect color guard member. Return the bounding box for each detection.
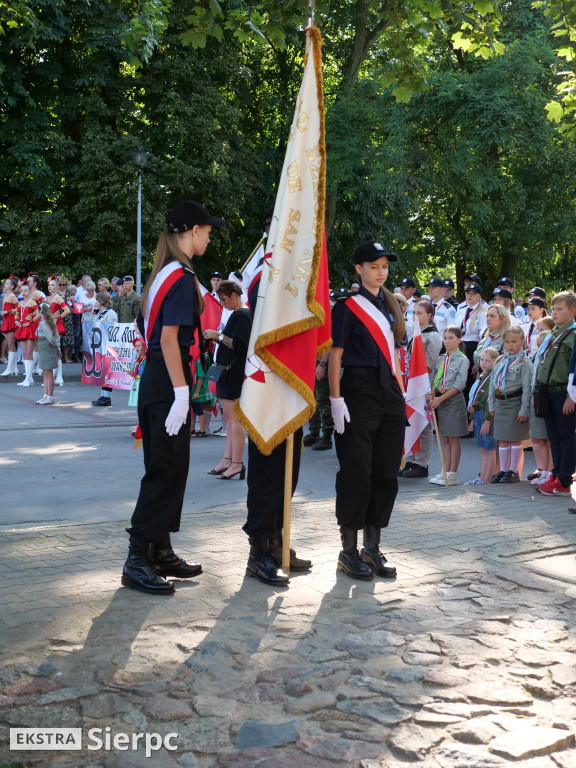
[329,240,406,580]
[122,200,223,595]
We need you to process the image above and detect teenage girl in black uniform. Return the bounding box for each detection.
[122,201,224,595]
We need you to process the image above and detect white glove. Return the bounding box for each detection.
[165,386,190,436]
[568,373,576,403]
[330,396,350,435]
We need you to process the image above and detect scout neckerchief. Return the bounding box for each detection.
[531,322,576,384]
[494,350,525,395]
[345,293,401,387]
[468,370,491,410]
[433,350,465,393]
[527,322,536,347]
[144,261,189,344]
[477,332,501,354]
[538,323,576,364]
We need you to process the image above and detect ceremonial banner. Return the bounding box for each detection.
[404,321,430,457]
[81,321,137,390]
[243,241,266,296]
[190,282,224,366]
[235,26,331,455]
[198,282,223,334]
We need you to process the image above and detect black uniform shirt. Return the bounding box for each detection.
[137,270,199,351]
[331,285,395,368]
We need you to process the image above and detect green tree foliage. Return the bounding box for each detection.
[324,0,576,293]
[0,0,575,300]
[532,0,576,136]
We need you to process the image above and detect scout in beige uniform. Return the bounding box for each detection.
[488,327,533,483]
[466,346,499,484]
[428,325,470,486]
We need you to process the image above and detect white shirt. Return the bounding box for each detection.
[433,298,457,338]
[523,321,540,359]
[405,295,417,323]
[455,301,487,342]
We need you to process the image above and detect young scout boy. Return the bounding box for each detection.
[534,291,576,496]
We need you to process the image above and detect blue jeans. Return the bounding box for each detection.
[544,390,576,487]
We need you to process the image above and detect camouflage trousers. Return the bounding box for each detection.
[308,375,333,438]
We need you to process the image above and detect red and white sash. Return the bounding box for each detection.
[143,261,188,343]
[345,294,398,382]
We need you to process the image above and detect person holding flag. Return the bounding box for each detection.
[401,301,441,478]
[235,24,331,586]
[329,241,407,581]
[122,200,223,595]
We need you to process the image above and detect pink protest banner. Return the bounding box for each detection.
[81,321,137,390]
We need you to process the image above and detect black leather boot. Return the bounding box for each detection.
[122,533,175,594]
[270,532,312,571]
[361,524,397,577]
[150,532,202,578]
[246,539,290,586]
[337,527,373,580]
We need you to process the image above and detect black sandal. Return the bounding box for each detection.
[207,457,231,476]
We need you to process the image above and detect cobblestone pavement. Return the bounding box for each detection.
[1,472,576,768]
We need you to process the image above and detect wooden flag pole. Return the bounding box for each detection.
[282,434,294,574]
[431,408,449,487]
[239,234,266,275]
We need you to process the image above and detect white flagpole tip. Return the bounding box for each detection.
[306,0,315,29]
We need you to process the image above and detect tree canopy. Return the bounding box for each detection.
[1,0,574,297]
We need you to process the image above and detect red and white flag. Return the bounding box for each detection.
[235,26,331,455]
[243,239,266,293]
[198,281,223,333]
[404,321,430,457]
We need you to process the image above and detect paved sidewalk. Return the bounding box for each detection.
[1,469,576,767]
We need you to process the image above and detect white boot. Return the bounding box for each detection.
[54,359,64,386]
[33,350,42,375]
[16,357,28,385]
[21,359,35,387]
[0,351,18,376]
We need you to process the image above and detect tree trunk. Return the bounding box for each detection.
[325,0,391,236]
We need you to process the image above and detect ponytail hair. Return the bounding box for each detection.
[445,324,466,353]
[40,301,58,338]
[141,229,205,317]
[383,286,406,344]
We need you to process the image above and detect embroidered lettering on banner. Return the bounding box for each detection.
[296,111,309,133]
[279,209,301,253]
[287,160,302,193]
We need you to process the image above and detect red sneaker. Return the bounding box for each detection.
[537,477,561,496]
[553,484,573,496]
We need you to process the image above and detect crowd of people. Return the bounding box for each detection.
[0,272,142,401]
[3,226,575,595]
[306,270,576,502]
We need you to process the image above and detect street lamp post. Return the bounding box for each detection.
[129,150,151,295]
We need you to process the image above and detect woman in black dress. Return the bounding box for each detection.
[203,280,252,479]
